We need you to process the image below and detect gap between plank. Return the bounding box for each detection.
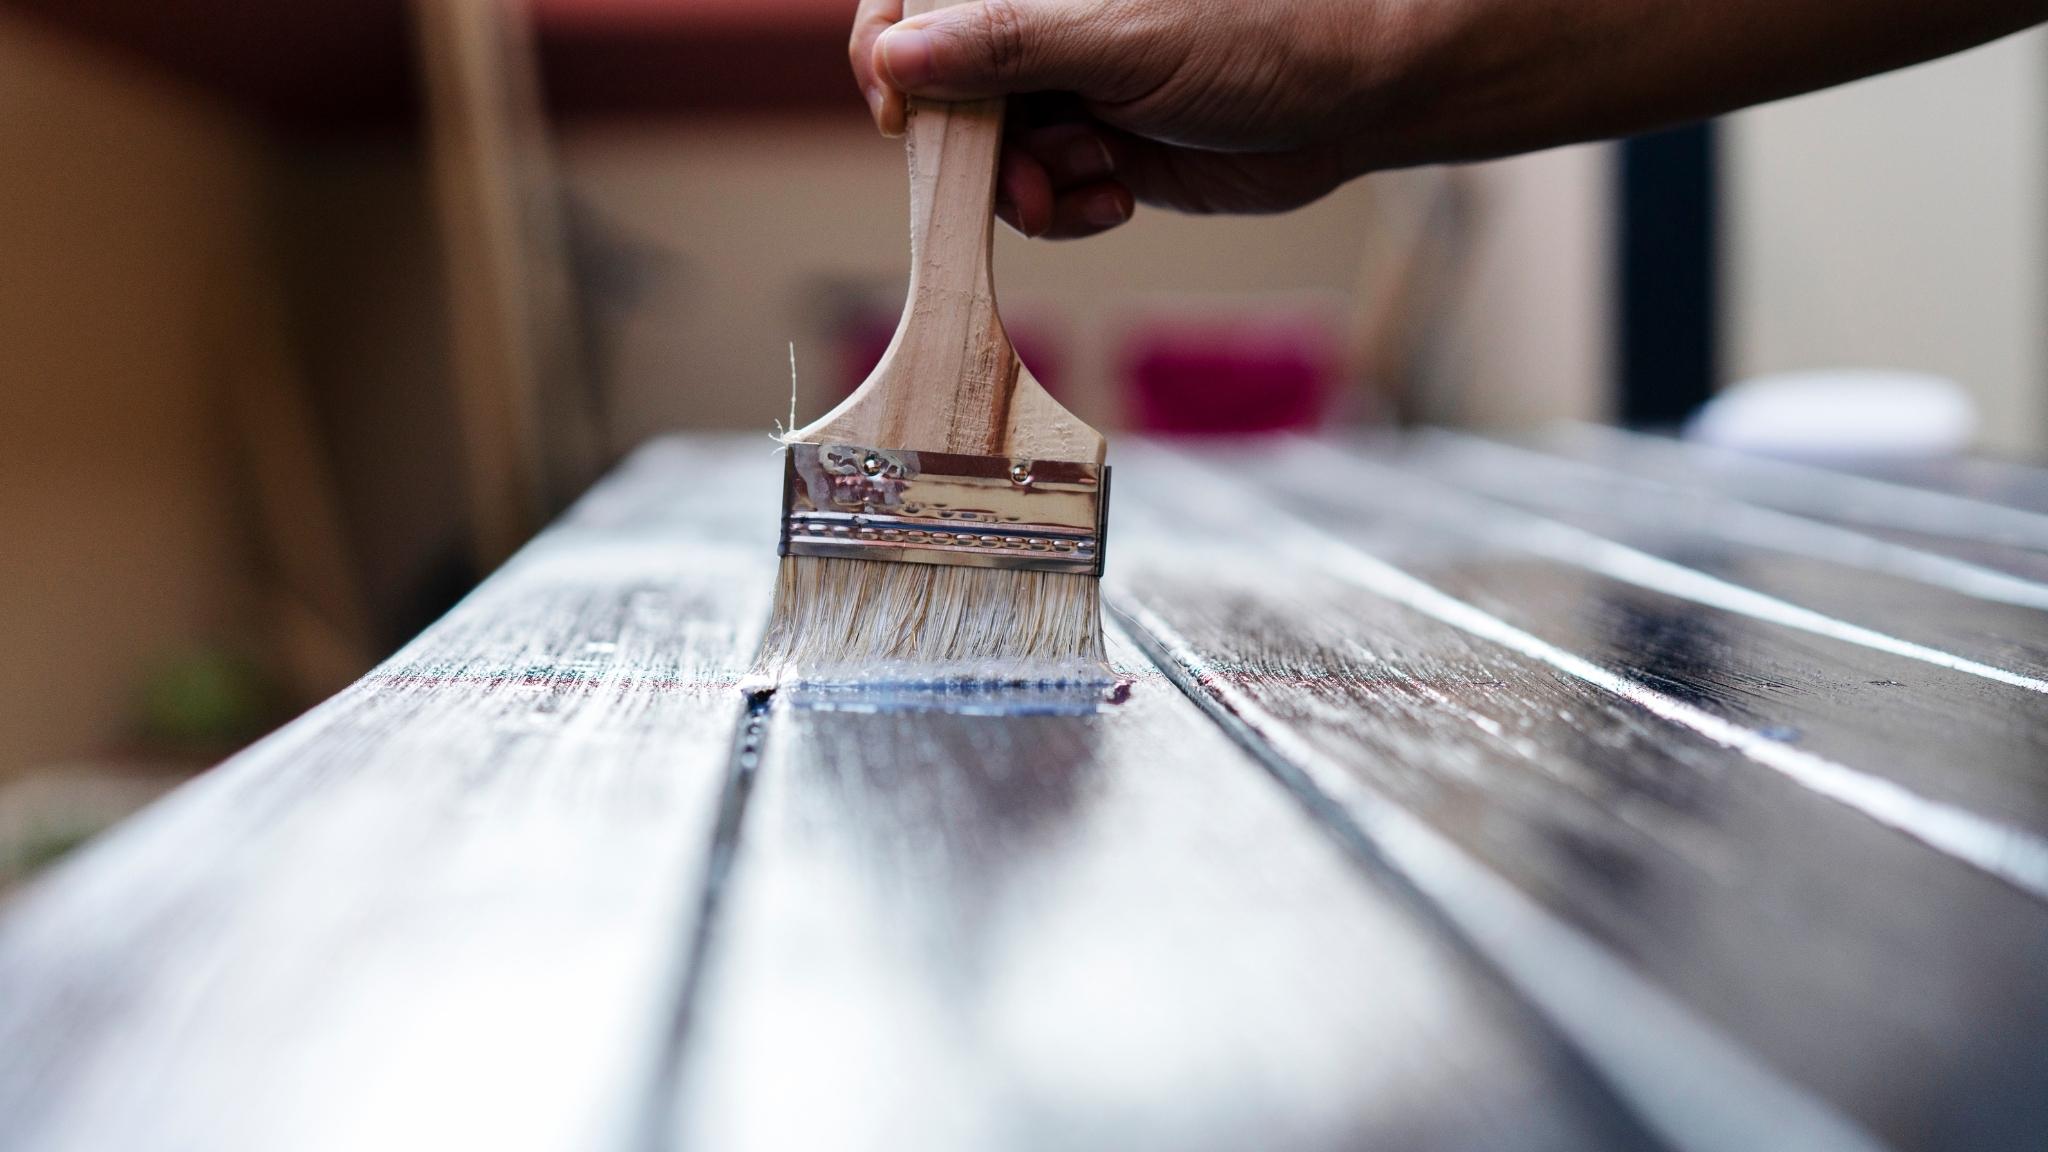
[1420,431,2048,611]
[636,688,773,1152]
[1153,443,2048,903]
[1108,599,1887,1152]
[1289,437,2048,695]
[1560,423,2048,552]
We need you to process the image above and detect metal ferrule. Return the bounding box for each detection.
[779,442,1109,577]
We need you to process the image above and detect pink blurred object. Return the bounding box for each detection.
[836,311,1067,400]
[1119,311,1340,436]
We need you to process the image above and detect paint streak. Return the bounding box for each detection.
[1422,432,2048,611]
[1113,599,1887,1152]
[1295,438,2048,695]
[1147,446,2048,905]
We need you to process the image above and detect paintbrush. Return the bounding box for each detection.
[757,2,1110,683]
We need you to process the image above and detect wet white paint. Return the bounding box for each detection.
[1423,431,2048,611]
[1293,438,2048,695]
[1147,445,2048,905]
[1116,599,1889,1152]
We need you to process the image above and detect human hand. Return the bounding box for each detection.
[848,0,1419,239]
[851,0,2048,240]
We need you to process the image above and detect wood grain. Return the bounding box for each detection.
[666,631,1656,1152]
[1536,427,2048,584]
[1226,441,2048,850]
[9,431,2048,1152]
[1107,442,2048,1151]
[1406,432,2048,677]
[1547,425,2048,555]
[0,440,778,1152]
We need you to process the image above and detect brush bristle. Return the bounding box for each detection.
[755,555,1107,683]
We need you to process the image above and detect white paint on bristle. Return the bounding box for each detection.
[756,555,1108,685]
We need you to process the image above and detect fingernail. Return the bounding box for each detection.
[1068,138,1114,182]
[877,27,935,89]
[878,89,906,137]
[1083,191,1129,228]
[864,85,885,124]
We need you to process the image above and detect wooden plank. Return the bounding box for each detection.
[17,430,2046,1152]
[1544,424,2048,556]
[1837,528,2048,586]
[1401,433,2048,680]
[666,628,1658,1152]
[1832,455,2048,517]
[1107,444,2048,1151]
[0,440,778,1152]
[1224,440,2048,854]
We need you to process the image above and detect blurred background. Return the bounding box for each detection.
[1,0,2043,883]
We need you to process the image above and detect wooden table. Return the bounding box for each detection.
[3,429,2045,1152]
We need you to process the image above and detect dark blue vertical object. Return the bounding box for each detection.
[1617,123,1719,427]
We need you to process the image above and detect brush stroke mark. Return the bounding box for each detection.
[778,677,1132,716]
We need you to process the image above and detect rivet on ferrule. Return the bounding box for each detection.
[778,442,1108,577]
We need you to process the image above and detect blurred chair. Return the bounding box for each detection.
[1115,167,1471,438]
[1118,306,1343,436]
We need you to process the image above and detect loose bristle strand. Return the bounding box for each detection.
[754,555,1107,684]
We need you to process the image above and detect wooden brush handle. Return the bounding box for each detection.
[896,88,1011,452]
[790,0,1105,463]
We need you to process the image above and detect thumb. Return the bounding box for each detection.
[876,0,1154,102]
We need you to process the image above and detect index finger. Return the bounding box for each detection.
[850,0,908,135]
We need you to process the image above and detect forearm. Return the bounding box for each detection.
[852,0,2048,233]
[1354,0,2048,169]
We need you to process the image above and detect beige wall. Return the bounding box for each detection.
[558,119,1614,445]
[1426,144,1612,429]
[1727,29,2048,456]
[0,13,274,778]
[561,117,1378,441]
